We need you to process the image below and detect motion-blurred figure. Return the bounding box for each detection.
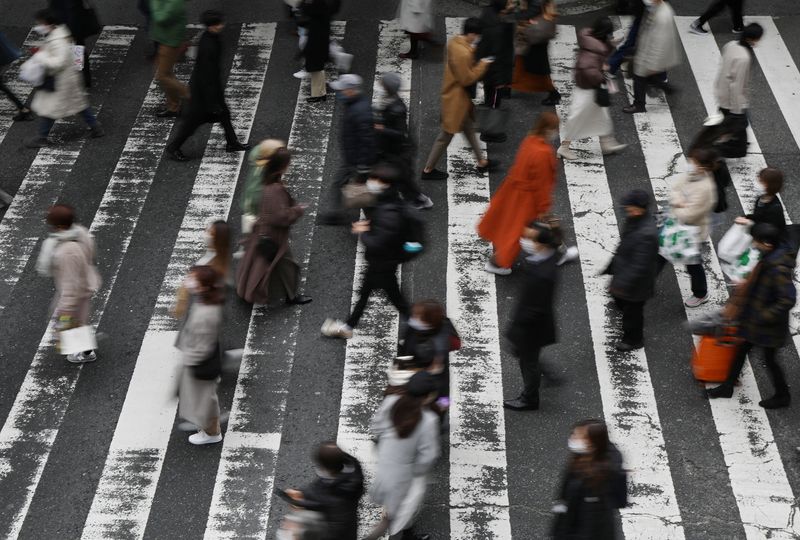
[150,0,189,117]
[0,31,33,120]
[48,0,102,88]
[476,0,515,113]
[240,139,287,245]
[396,0,434,59]
[690,0,745,35]
[510,0,560,106]
[299,0,333,103]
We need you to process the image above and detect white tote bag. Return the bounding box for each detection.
[717,223,752,263]
[19,56,45,86]
[59,325,97,355]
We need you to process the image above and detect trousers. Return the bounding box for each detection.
[347,264,410,328]
[168,108,238,151]
[156,44,189,112]
[608,17,640,74]
[632,73,669,108]
[424,117,483,171]
[39,108,97,138]
[698,0,744,29]
[517,346,542,405]
[614,297,645,345]
[724,341,788,395]
[656,255,708,298]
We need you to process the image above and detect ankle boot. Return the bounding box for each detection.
[706,384,734,399]
[759,392,790,409]
[556,140,576,160]
[600,135,627,155]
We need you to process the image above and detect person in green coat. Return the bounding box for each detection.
[150,0,189,117]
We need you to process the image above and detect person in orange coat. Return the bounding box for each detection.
[479,112,576,274]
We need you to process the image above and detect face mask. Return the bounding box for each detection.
[33,25,50,35]
[275,529,293,540]
[686,162,698,175]
[472,36,481,48]
[408,317,432,331]
[642,0,654,6]
[366,180,385,193]
[568,436,591,455]
[520,238,537,255]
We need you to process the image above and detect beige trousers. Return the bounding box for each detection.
[310,71,326,98]
[424,117,483,171]
[156,45,190,111]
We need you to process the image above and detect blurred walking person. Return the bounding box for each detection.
[165,10,250,161]
[364,371,440,540]
[36,204,101,364]
[239,139,287,252]
[48,0,102,88]
[420,18,495,181]
[607,0,644,77]
[397,0,434,59]
[602,190,659,351]
[476,0,515,119]
[299,0,332,103]
[558,17,627,160]
[735,168,785,234]
[623,0,681,114]
[150,0,189,117]
[510,0,560,106]
[174,265,225,445]
[551,420,628,539]
[25,9,103,148]
[0,31,33,121]
[690,0,745,35]
[707,223,796,408]
[236,146,313,305]
[174,220,231,321]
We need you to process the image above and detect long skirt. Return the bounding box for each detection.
[563,86,613,141]
[388,475,427,535]
[178,366,220,431]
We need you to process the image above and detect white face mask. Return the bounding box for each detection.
[408,317,431,331]
[686,162,698,175]
[642,0,654,7]
[568,436,591,455]
[275,529,294,540]
[520,238,537,255]
[366,179,385,193]
[33,24,50,35]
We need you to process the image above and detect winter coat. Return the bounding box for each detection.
[376,94,412,160]
[149,0,186,47]
[341,92,377,168]
[632,1,681,78]
[669,170,717,239]
[714,41,753,115]
[187,31,228,119]
[300,0,331,72]
[299,454,365,540]
[369,394,440,518]
[522,18,556,76]
[507,250,559,351]
[605,213,659,302]
[30,25,89,119]
[747,196,786,234]
[362,189,406,272]
[236,181,304,304]
[476,6,515,87]
[48,0,99,41]
[478,135,557,268]
[574,28,612,90]
[440,35,488,134]
[738,246,797,348]
[400,322,453,396]
[396,0,434,35]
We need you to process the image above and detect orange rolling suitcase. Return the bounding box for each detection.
[691,329,742,383]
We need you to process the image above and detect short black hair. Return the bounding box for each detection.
[752,222,781,247]
[591,17,614,42]
[741,22,764,43]
[463,17,482,36]
[34,8,61,25]
[314,442,346,473]
[201,9,224,27]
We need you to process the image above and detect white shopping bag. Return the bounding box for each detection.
[241,213,256,235]
[717,223,752,263]
[658,214,701,265]
[19,56,45,86]
[73,45,85,70]
[59,325,97,355]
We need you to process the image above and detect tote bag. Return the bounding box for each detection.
[658,214,701,265]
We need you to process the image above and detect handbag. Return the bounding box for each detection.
[78,0,103,38]
[341,182,375,209]
[192,342,222,381]
[691,327,742,383]
[658,213,701,265]
[476,89,509,137]
[595,82,610,107]
[717,223,752,263]
[257,235,279,262]
[0,32,21,66]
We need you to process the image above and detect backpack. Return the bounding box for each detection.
[397,203,426,262]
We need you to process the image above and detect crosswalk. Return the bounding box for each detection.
[2,14,800,539]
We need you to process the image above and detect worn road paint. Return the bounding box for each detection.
[81,24,274,540]
[0,30,36,149]
[551,25,685,538]
[203,22,345,539]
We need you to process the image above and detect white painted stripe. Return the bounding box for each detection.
[676,17,800,538]
[81,24,275,540]
[0,30,37,148]
[0,26,135,315]
[334,19,410,538]
[445,17,511,540]
[203,21,345,539]
[0,27,137,540]
[551,25,685,538]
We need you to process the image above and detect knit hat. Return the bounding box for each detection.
[255,138,286,167]
[380,72,401,95]
[406,371,438,397]
[329,73,362,91]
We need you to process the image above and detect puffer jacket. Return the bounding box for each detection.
[341,92,376,168]
[574,28,611,90]
[30,25,89,119]
[605,212,659,302]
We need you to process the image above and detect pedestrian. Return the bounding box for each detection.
[656,147,717,308]
[174,220,231,321]
[510,0,561,106]
[281,442,365,540]
[374,72,433,210]
[299,0,332,103]
[364,371,440,540]
[711,23,763,159]
[476,0,515,115]
[174,265,225,445]
[551,420,628,540]
[690,0,745,35]
[399,299,457,399]
[48,0,101,88]
[734,168,785,234]
[602,189,659,351]
[623,0,681,114]
[36,203,101,364]
[607,0,644,77]
[321,166,412,340]
[25,9,104,148]
[0,31,33,121]
[558,17,627,160]
[236,146,313,305]
[164,10,251,161]
[239,139,287,247]
[420,17,496,181]
[707,223,797,408]
[503,224,560,411]
[319,73,376,225]
[396,0,434,60]
[137,0,158,59]
[150,0,189,118]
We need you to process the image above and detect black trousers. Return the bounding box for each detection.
[483,84,503,109]
[168,108,238,151]
[724,341,788,395]
[698,0,744,29]
[517,346,541,405]
[0,76,24,109]
[346,265,409,328]
[632,73,668,108]
[614,297,645,345]
[656,255,708,298]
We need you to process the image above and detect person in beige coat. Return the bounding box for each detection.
[27,9,103,148]
[421,17,494,181]
[656,148,718,308]
[36,204,101,364]
[623,0,681,114]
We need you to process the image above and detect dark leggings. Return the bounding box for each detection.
[725,341,788,396]
[656,255,708,298]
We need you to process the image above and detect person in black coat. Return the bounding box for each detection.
[476,0,515,109]
[283,441,365,540]
[322,166,411,339]
[299,0,332,102]
[48,0,99,87]
[320,74,377,224]
[504,223,560,411]
[165,10,250,161]
[400,299,455,398]
[602,189,658,351]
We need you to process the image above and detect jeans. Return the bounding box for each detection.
[656,255,708,298]
[517,346,542,405]
[39,108,97,138]
[614,297,645,345]
[724,341,788,395]
[609,17,641,74]
[698,0,744,29]
[346,264,410,328]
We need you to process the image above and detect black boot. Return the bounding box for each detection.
[759,393,790,409]
[706,384,734,399]
[541,90,561,106]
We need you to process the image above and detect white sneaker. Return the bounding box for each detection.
[689,20,708,35]
[557,145,577,160]
[600,137,628,155]
[189,430,223,445]
[684,295,709,308]
[178,412,228,432]
[293,69,310,79]
[485,261,512,276]
[321,318,353,339]
[66,350,97,364]
[557,246,580,266]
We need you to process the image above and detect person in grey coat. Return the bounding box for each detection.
[364,372,440,540]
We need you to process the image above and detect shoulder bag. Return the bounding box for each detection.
[192,342,222,380]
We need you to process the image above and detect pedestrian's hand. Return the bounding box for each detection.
[297,203,309,210]
[734,216,751,226]
[284,489,303,501]
[352,220,370,234]
[374,123,384,131]
[482,56,495,64]
[602,62,610,72]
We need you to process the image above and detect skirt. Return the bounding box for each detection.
[510,56,555,93]
[563,86,614,141]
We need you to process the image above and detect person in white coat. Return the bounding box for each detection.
[26,9,103,148]
[397,0,434,59]
[623,0,681,114]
